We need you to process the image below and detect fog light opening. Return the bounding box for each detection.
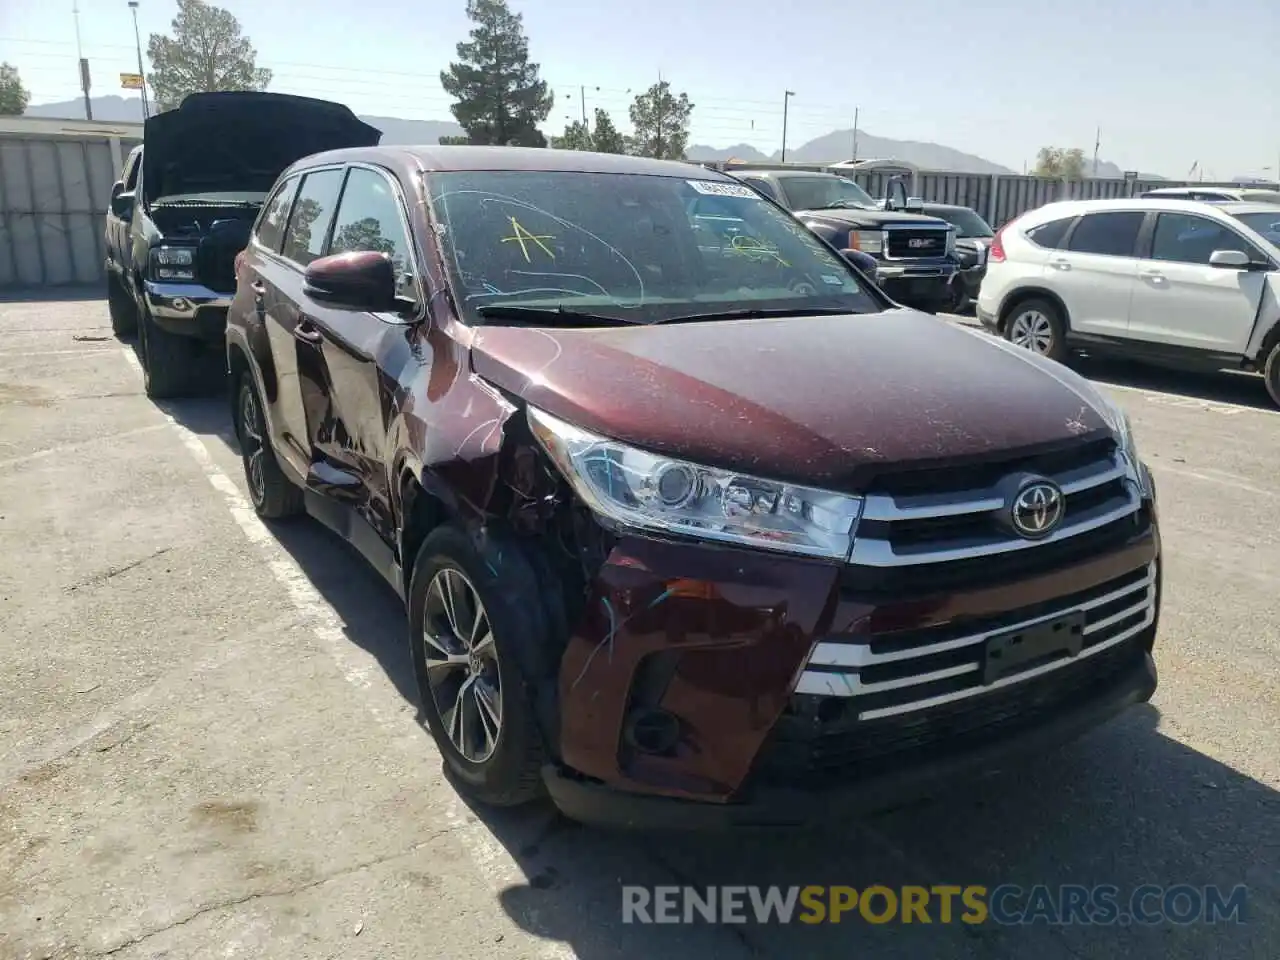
[623,707,682,756]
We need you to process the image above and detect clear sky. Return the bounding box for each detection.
[2,0,1277,179]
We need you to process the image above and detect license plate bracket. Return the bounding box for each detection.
[982,611,1086,684]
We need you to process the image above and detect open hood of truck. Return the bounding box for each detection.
[142,92,381,204]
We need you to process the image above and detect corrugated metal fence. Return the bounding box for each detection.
[0,123,1249,288]
[0,124,141,288]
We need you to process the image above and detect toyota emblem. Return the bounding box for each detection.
[1010,479,1065,539]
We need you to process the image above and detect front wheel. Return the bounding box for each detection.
[1004,298,1068,363]
[408,526,550,807]
[138,303,200,399]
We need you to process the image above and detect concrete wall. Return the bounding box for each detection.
[0,119,142,289]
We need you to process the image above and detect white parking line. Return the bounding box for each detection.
[1148,461,1276,498]
[117,347,574,960]
[0,423,168,470]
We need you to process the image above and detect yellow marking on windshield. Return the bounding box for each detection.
[500,217,557,261]
[729,234,789,266]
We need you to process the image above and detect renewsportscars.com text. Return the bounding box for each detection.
[622,884,1248,926]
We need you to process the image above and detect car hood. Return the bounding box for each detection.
[470,312,1120,492]
[142,92,381,204]
[797,208,951,229]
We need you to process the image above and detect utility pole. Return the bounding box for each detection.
[780,90,795,163]
[851,106,859,162]
[580,85,587,125]
[128,1,150,118]
[72,3,92,120]
[1092,126,1100,178]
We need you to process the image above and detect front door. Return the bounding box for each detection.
[1048,210,1145,337]
[296,164,426,548]
[1126,211,1267,354]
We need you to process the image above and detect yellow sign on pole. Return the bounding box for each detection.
[119,73,144,90]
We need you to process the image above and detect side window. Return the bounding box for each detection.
[1150,213,1260,265]
[254,176,299,254]
[1025,217,1073,249]
[281,168,345,267]
[1066,212,1144,257]
[742,177,778,202]
[327,167,418,300]
[123,150,141,190]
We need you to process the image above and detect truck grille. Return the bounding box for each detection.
[884,225,950,260]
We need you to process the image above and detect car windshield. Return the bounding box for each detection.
[1230,212,1280,248]
[781,175,879,211]
[932,207,993,238]
[425,170,881,326]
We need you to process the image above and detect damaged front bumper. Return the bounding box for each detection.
[545,518,1160,830]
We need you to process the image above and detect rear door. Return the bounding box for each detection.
[1127,211,1267,353]
[299,163,425,547]
[256,166,346,475]
[108,148,142,277]
[1049,211,1145,336]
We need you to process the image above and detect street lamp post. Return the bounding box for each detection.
[780,90,795,163]
[127,1,150,118]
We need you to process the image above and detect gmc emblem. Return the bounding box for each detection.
[908,238,934,248]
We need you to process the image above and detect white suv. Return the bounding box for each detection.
[977,198,1280,406]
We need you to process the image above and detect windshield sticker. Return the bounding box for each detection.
[500,216,557,262]
[687,179,759,199]
[821,274,843,285]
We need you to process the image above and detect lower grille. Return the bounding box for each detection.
[794,563,1156,716]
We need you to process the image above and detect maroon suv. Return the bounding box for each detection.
[225,146,1161,829]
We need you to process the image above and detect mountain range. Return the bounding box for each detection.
[24,95,1142,179]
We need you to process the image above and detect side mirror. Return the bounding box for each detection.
[1208,249,1250,269]
[110,180,125,200]
[841,248,879,279]
[303,250,400,312]
[110,192,134,219]
[905,197,924,213]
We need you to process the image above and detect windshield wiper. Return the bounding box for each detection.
[476,304,642,327]
[814,200,872,210]
[651,306,855,325]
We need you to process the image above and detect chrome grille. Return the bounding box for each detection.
[794,563,1156,719]
[883,224,950,260]
[850,443,1140,568]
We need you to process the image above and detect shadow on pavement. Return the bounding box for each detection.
[1076,356,1275,412]
[0,285,104,304]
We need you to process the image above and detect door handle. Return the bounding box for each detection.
[1049,258,1071,271]
[1140,270,1166,283]
[250,280,266,297]
[293,317,323,344]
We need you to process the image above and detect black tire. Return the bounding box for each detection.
[137,302,200,399]
[408,525,551,807]
[107,273,137,337]
[234,373,303,519]
[948,280,971,314]
[1003,297,1068,363]
[1263,341,1280,409]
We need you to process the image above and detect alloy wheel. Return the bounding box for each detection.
[422,568,502,763]
[239,385,267,506]
[1008,309,1054,354]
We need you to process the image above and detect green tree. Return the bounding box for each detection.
[438,134,472,145]
[0,62,29,116]
[1034,146,1087,181]
[551,119,592,151]
[146,0,271,112]
[440,0,553,147]
[628,82,693,160]
[591,108,625,154]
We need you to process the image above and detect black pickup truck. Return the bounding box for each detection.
[726,169,958,312]
[103,91,380,397]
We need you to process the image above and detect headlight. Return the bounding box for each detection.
[150,245,196,282]
[1112,407,1153,498]
[850,229,884,254]
[945,229,957,256]
[528,407,864,560]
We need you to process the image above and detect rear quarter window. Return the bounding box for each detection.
[255,176,299,254]
[1024,217,1074,249]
